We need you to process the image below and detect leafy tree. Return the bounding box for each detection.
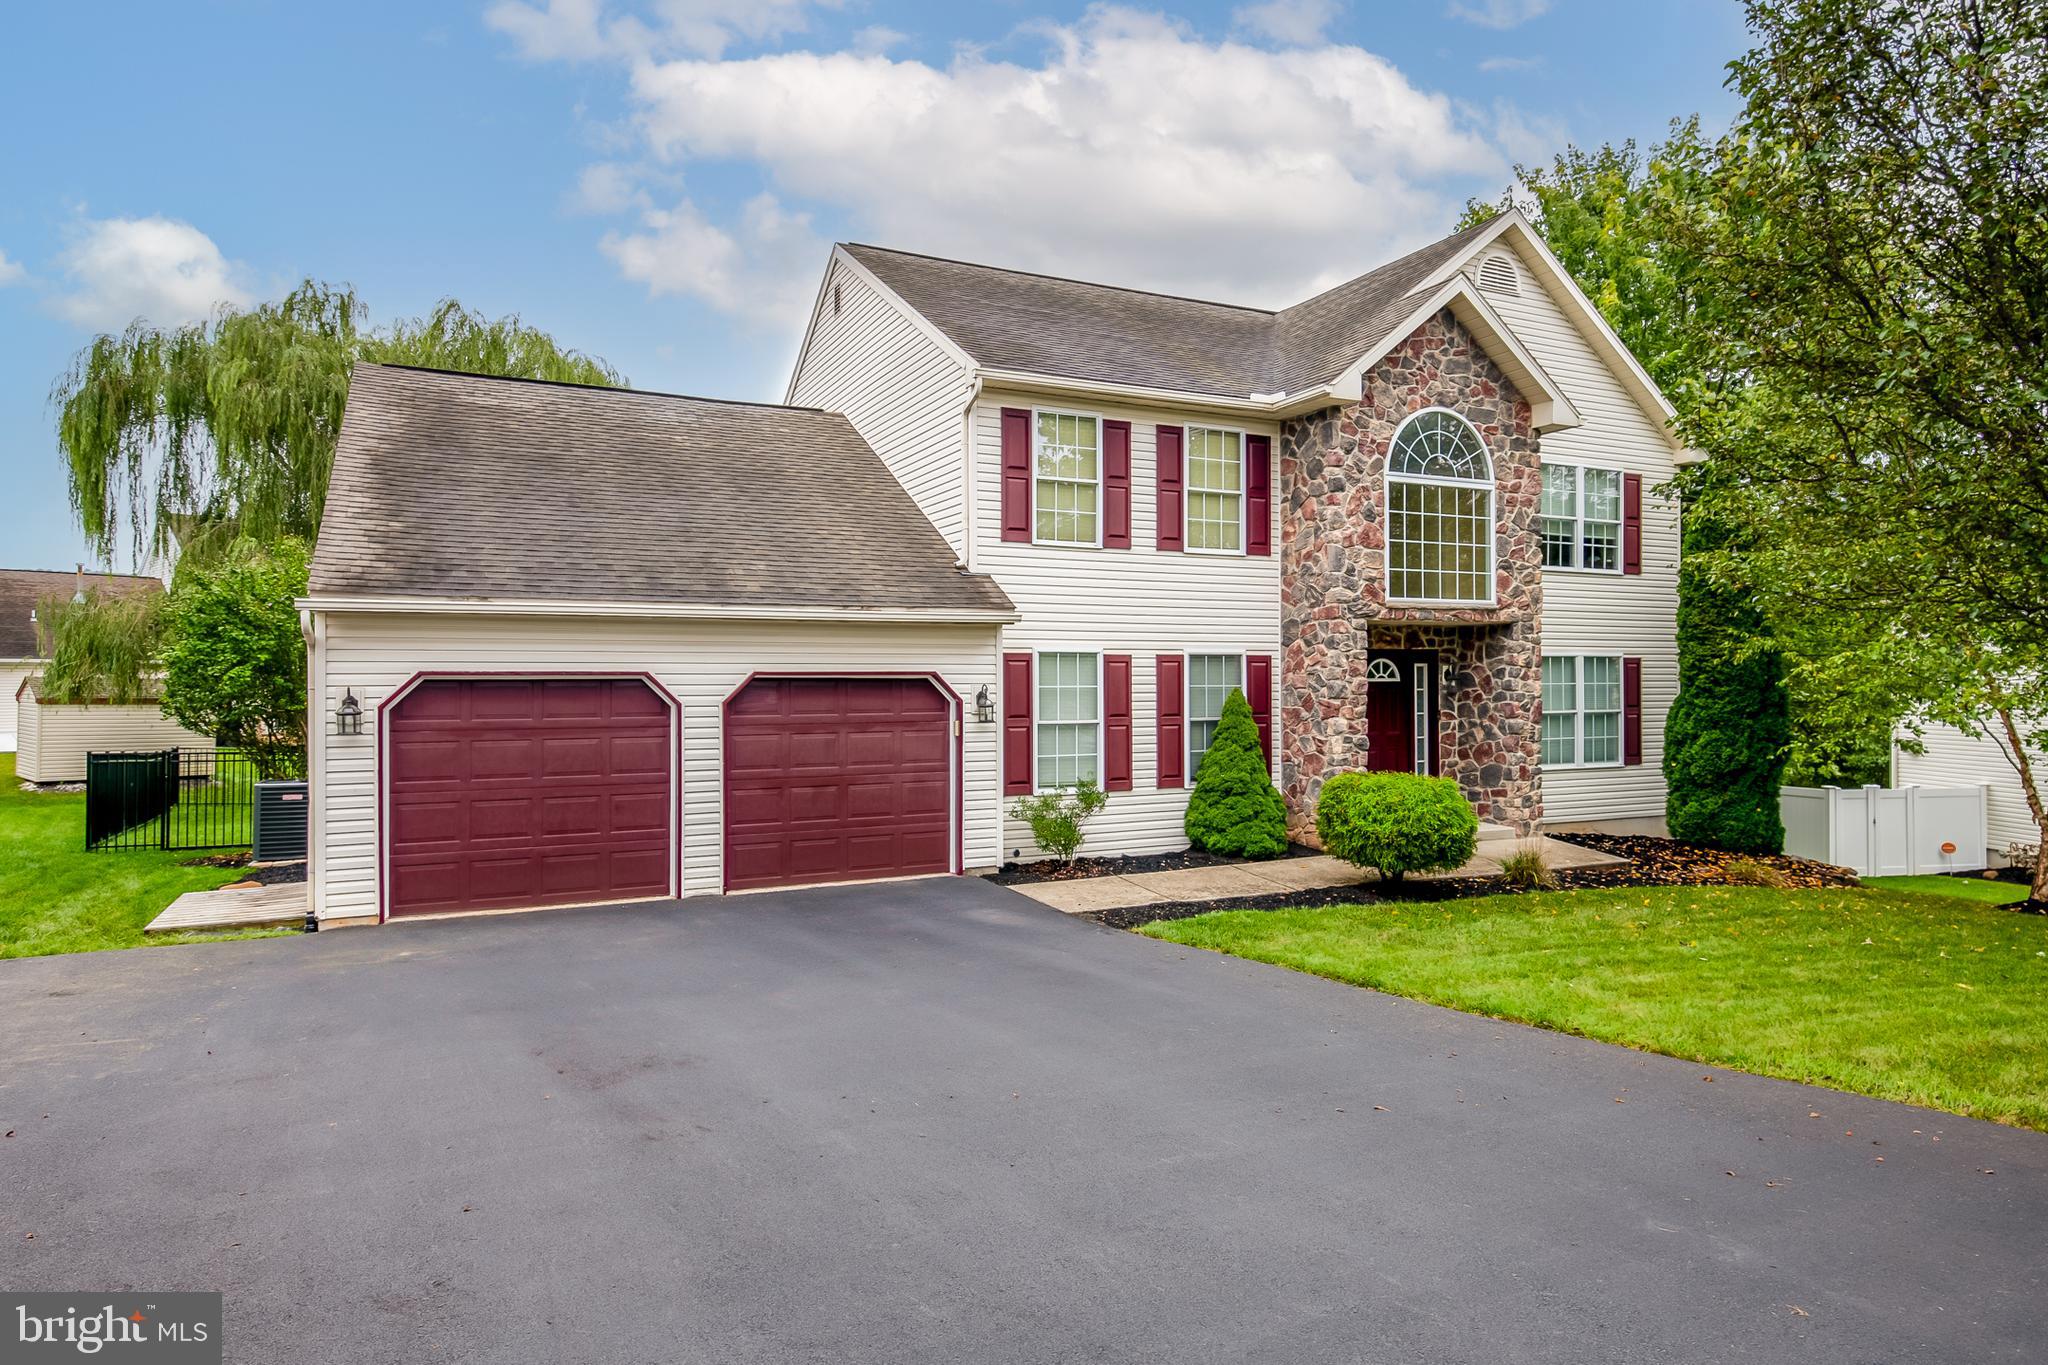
[54,283,623,563]
[155,539,312,778]
[1664,508,1792,852]
[1653,0,2048,892]
[1184,689,1287,858]
[37,587,161,705]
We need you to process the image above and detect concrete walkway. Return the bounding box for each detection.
[146,879,307,933]
[1008,834,1625,914]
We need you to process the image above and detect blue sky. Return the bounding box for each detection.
[0,0,1746,574]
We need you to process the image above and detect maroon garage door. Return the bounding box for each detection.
[724,677,952,892]
[387,678,672,917]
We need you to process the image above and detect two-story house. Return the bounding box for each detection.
[301,211,1687,925]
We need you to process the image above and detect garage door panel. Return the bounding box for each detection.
[723,677,952,892]
[388,679,672,917]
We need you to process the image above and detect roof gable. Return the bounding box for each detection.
[309,365,1013,618]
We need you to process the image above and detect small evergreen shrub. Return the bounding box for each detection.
[1497,846,1557,891]
[1315,772,1479,882]
[1184,688,1288,858]
[1010,779,1109,863]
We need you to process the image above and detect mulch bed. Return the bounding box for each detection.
[989,842,1322,885]
[180,854,307,886]
[1094,831,1863,932]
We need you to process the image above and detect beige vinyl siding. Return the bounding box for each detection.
[1895,721,2041,862]
[788,258,974,556]
[1466,249,1681,826]
[307,611,1001,921]
[12,679,215,783]
[973,389,1283,858]
[1,661,36,752]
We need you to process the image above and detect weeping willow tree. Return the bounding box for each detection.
[53,282,624,563]
[37,587,163,704]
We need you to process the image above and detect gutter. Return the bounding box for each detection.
[971,367,1338,421]
[295,595,1022,626]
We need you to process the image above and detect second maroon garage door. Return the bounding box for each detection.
[387,678,673,917]
[724,677,953,891]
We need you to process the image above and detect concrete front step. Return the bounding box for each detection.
[1476,822,1516,843]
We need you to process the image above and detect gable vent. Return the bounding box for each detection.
[1476,254,1519,296]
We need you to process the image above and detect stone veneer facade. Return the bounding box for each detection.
[1278,308,1546,836]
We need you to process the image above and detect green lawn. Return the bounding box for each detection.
[1863,873,2031,905]
[0,754,294,959]
[1142,885,2048,1129]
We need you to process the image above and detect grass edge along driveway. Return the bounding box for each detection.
[0,754,294,959]
[1142,884,2048,1130]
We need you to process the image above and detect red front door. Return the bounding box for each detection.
[1365,652,1436,775]
[386,679,673,917]
[723,677,952,892]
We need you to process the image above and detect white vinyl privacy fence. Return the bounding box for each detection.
[1780,784,1989,877]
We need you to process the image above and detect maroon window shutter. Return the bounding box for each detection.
[1245,435,1272,557]
[1155,654,1185,788]
[1622,473,1643,575]
[1003,652,1034,794]
[1104,654,1134,791]
[1246,654,1274,772]
[1103,420,1132,549]
[1001,408,1033,543]
[1156,425,1184,552]
[1622,656,1644,766]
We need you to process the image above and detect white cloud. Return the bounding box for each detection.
[569,161,650,214]
[52,216,252,331]
[601,192,821,320]
[487,0,827,62]
[1232,0,1341,46]
[0,248,24,286]
[1478,55,1541,72]
[1447,0,1550,28]
[586,6,1504,311]
[851,25,906,56]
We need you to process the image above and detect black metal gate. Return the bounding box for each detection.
[85,748,257,852]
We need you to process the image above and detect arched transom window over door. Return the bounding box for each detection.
[1385,408,1495,605]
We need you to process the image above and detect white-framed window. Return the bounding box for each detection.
[1186,653,1244,778]
[1385,408,1495,605]
[1033,410,1101,546]
[1185,427,1244,554]
[1541,655,1623,767]
[1539,462,1623,572]
[1036,651,1100,789]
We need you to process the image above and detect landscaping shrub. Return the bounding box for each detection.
[1010,779,1109,863]
[1315,772,1478,882]
[1664,507,1791,853]
[1497,846,1558,891]
[1184,688,1288,858]
[1722,856,1789,888]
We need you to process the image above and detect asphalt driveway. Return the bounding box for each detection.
[2,877,2042,1364]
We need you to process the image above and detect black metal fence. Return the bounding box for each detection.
[85,748,258,852]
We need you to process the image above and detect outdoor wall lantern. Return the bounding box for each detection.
[336,688,363,736]
[975,684,996,725]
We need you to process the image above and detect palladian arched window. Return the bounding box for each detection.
[1385,408,1494,605]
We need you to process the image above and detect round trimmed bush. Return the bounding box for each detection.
[1315,771,1479,882]
[1184,688,1288,858]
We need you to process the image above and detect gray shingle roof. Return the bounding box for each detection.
[310,365,1013,616]
[0,569,161,660]
[842,221,1493,400]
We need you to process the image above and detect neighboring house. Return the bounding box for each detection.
[0,567,163,753]
[1895,721,2043,865]
[302,209,1690,925]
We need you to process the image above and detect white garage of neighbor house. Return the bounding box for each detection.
[1,567,171,762]
[301,365,1017,927]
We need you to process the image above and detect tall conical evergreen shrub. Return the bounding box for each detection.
[1664,507,1791,853]
[1185,688,1289,858]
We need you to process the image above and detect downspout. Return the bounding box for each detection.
[957,372,985,572]
[301,607,322,931]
